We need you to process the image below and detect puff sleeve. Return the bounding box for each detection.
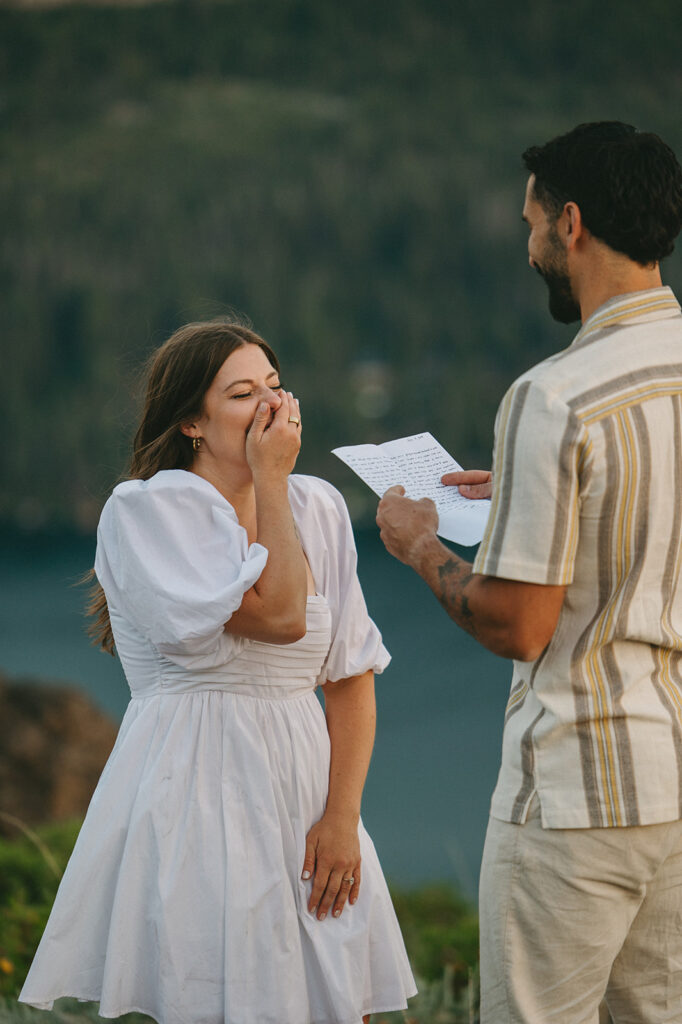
[94,470,268,660]
[287,475,390,684]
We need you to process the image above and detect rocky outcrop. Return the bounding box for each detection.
[0,673,118,835]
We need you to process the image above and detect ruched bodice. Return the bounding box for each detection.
[113,596,333,700]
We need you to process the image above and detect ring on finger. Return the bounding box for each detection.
[288,416,300,425]
[342,875,355,884]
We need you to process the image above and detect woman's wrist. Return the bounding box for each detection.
[252,469,290,491]
[322,804,361,827]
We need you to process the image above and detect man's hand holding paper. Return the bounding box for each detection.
[441,469,493,501]
[375,486,439,566]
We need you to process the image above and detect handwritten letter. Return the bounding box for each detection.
[332,432,491,546]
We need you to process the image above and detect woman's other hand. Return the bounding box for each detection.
[302,812,361,920]
[441,468,492,499]
[245,390,301,479]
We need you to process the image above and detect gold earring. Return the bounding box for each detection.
[192,437,202,452]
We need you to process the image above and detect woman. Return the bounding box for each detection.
[20,319,416,1024]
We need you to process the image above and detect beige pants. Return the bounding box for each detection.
[479,795,682,1024]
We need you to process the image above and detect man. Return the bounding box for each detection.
[376,122,682,1023]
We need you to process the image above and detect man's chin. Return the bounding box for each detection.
[545,280,581,324]
[549,299,581,324]
[536,265,581,324]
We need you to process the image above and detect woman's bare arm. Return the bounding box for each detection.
[302,670,376,920]
[226,393,307,643]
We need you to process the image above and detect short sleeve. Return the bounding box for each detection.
[94,471,268,659]
[287,476,390,684]
[473,377,589,585]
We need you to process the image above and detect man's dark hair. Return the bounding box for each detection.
[523,122,682,266]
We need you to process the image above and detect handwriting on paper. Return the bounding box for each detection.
[332,432,491,546]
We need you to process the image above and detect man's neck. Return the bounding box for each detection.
[575,252,663,323]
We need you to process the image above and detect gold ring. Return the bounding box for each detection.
[288,416,300,425]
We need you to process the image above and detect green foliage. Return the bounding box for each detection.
[390,884,479,985]
[376,885,480,1022]
[1,0,681,530]
[0,821,81,998]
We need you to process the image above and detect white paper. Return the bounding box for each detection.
[332,432,491,546]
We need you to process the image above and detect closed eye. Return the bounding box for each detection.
[232,384,283,399]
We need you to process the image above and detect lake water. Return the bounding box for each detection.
[0,528,511,899]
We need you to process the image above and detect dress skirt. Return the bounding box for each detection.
[19,686,416,1024]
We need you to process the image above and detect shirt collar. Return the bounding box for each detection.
[571,286,681,350]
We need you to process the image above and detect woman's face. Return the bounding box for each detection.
[186,343,283,468]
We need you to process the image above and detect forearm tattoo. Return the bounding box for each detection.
[435,556,479,641]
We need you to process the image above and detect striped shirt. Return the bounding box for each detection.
[473,287,682,828]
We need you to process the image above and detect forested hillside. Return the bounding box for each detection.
[2,0,681,528]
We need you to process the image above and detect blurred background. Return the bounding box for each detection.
[1,0,682,913]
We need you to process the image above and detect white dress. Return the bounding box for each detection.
[20,470,416,1024]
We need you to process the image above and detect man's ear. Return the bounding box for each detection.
[563,201,585,251]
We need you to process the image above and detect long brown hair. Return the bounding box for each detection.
[87,318,280,654]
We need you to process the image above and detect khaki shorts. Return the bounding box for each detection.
[479,795,682,1024]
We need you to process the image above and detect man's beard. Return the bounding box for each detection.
[535,228,581,324]
[538,266,581,324]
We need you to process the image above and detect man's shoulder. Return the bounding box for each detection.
[510,313,682,419]
[503,350,576,414]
